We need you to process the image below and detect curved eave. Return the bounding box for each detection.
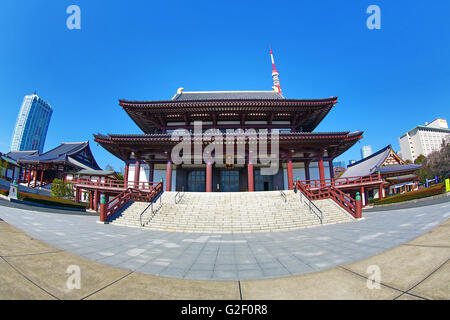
[119,97,338,134]
[119,97,338,107]
[94,131,362,161]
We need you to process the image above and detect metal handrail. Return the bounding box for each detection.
[298,189,323,224]
[175,186,185,204]
[140,191,163,227]
[280,190,287,203]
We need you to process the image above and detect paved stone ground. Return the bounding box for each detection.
[0,200,449,281]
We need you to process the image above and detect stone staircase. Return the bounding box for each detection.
[109,191,355,233]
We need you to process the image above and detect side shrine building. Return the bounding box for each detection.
[94,90,363,193]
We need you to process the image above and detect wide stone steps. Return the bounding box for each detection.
[109,191,354,232]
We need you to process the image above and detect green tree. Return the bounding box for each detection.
[416,143,450,183]
[51,179,74,200]
[0,158,9,178]
[414,154,426,164]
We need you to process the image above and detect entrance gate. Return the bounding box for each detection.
[219,170,240,192]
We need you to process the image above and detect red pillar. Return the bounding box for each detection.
[360,186,365,207]
[248,162,254,192]
[124,162,129,188]
[40,169,44,187]
[355,192,362,219]
[89,191,93,210]
[304,161,311,182]
[149,163,154,184]
[100,194,107,222]
[33,169,37,185]
[134,161,140,189]
[378,184,384,200]
[94,189,99,212]
[329,160,334,180]
[318,159,325,187]
[166,159,172,192]
[206,162,212,192]
[287,158,294,190]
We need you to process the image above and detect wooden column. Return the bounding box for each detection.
[166,159,172,192]
[206,162,213,192]
[318,159,325,187]
[329,160,334,179]
[149,163,154,184]
[33,169,37,185]
[378,184,384,200]
[124,162,129,187]
[304,161,311,182]
[40,169,44,187]
[94,189,99,212]
[287,158,294,190]
[89,191,93,210]
[360,186,365,207]
[134,161,140,188]
[248,151,254,192]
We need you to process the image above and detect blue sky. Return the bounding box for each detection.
[0,0,449,171]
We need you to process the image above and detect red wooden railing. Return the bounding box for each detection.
[73,178,159,191]
[302,173,382,189]
[102,181,164,222]
[296,179,360,219]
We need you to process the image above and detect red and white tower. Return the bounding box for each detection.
[270,46,282,95]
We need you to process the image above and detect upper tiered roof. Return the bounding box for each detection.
[119,89,338,134]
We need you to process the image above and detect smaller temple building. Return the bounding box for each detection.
[7,141,102,188]
[340,145,421,205]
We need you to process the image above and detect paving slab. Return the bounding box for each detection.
[5,251,130,300]
[408,260,450,300]
[85,273,240,300]
[240,268,401,300]
[0,222,57,256]
[0,258,55,300]
[343,245,450,292]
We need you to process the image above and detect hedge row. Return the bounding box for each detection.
[0,188,87,210]
[374,183,446,205]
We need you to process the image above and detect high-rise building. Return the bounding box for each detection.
[398,118,450,162]
[360,145,373,159]
[10,93,53,153]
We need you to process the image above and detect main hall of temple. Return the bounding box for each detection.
[94,51,363,194]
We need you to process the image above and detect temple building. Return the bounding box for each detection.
[94,51,363,193]
[8,141,101,188]
[340,145,421,204]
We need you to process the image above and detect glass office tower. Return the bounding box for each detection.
[10,94,53,153]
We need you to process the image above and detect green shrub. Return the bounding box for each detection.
[374,183,445,205]
[51,178,74,200]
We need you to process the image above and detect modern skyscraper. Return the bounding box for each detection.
[399,118,450,162]
[10,93,53,153]
[360,145,373,159]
